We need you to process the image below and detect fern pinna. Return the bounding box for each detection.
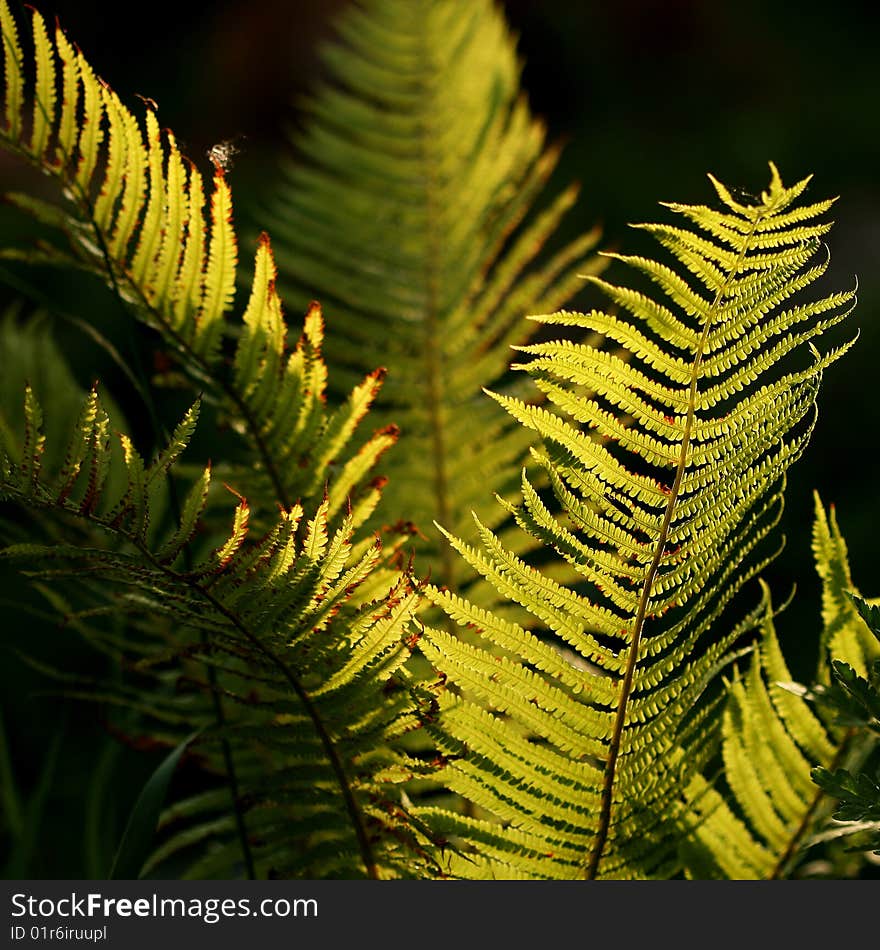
[266,0,602,585]
[416,166,856,879]
[0,0,441,878]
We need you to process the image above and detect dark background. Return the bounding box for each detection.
[1,0,878,877]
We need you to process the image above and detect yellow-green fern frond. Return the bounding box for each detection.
[0,0,389,527]
[418,166,856,879]
[266,0,602,582]
[812,492,878,676]
[0,384,438,878]
[683,500,879,879]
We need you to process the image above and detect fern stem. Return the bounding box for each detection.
[586,214,763,879]
[416,15,455,596]
[768,727,855,879]
[199,633,256,879]
[149,558,380,880]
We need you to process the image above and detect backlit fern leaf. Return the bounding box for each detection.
[266,0,602,582]
[416,166,856,879]
[682,497,879,879]
[0,0,391,526]
[0,384,438,878]
[813,495,878,677]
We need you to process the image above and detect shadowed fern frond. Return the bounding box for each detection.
[0,0,445,878]
[415,165,856,879]
[265,0,602,583]
[0,383,439,878]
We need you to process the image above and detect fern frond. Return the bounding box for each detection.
[0,0,389,526]
[265,0,602,580]
[812,493,877,676]
[684,500,879,879]
[0,383,439,878]
[419,166,856,879]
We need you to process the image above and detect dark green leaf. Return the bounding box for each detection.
[847,593,880,641]
[109,731,200,880]
[830,660,880,724]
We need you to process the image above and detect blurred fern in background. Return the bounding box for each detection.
[264,0,602,588]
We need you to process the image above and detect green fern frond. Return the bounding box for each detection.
[417,165,856,879]
[683,498,879,879]
[0,383,439,878]
[812,493,878,676]
[0,0,389,526]
[265,0,602,581]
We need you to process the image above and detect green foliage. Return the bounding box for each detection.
[417,167,856,879]
[0,0,438,879]
[683,500,880,878]
[808,593,880,855]
[0,0,874,882]
[0,0,395,526]
[0,381,436,877]
[266,0,602,584]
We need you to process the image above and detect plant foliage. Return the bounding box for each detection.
[266,0,602,584]
[415,167,857,879]
[0,0,440,879]
[0,0,396,525]
[0,376,438,878]
[0,0,873,882]
[683,499,879,878]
